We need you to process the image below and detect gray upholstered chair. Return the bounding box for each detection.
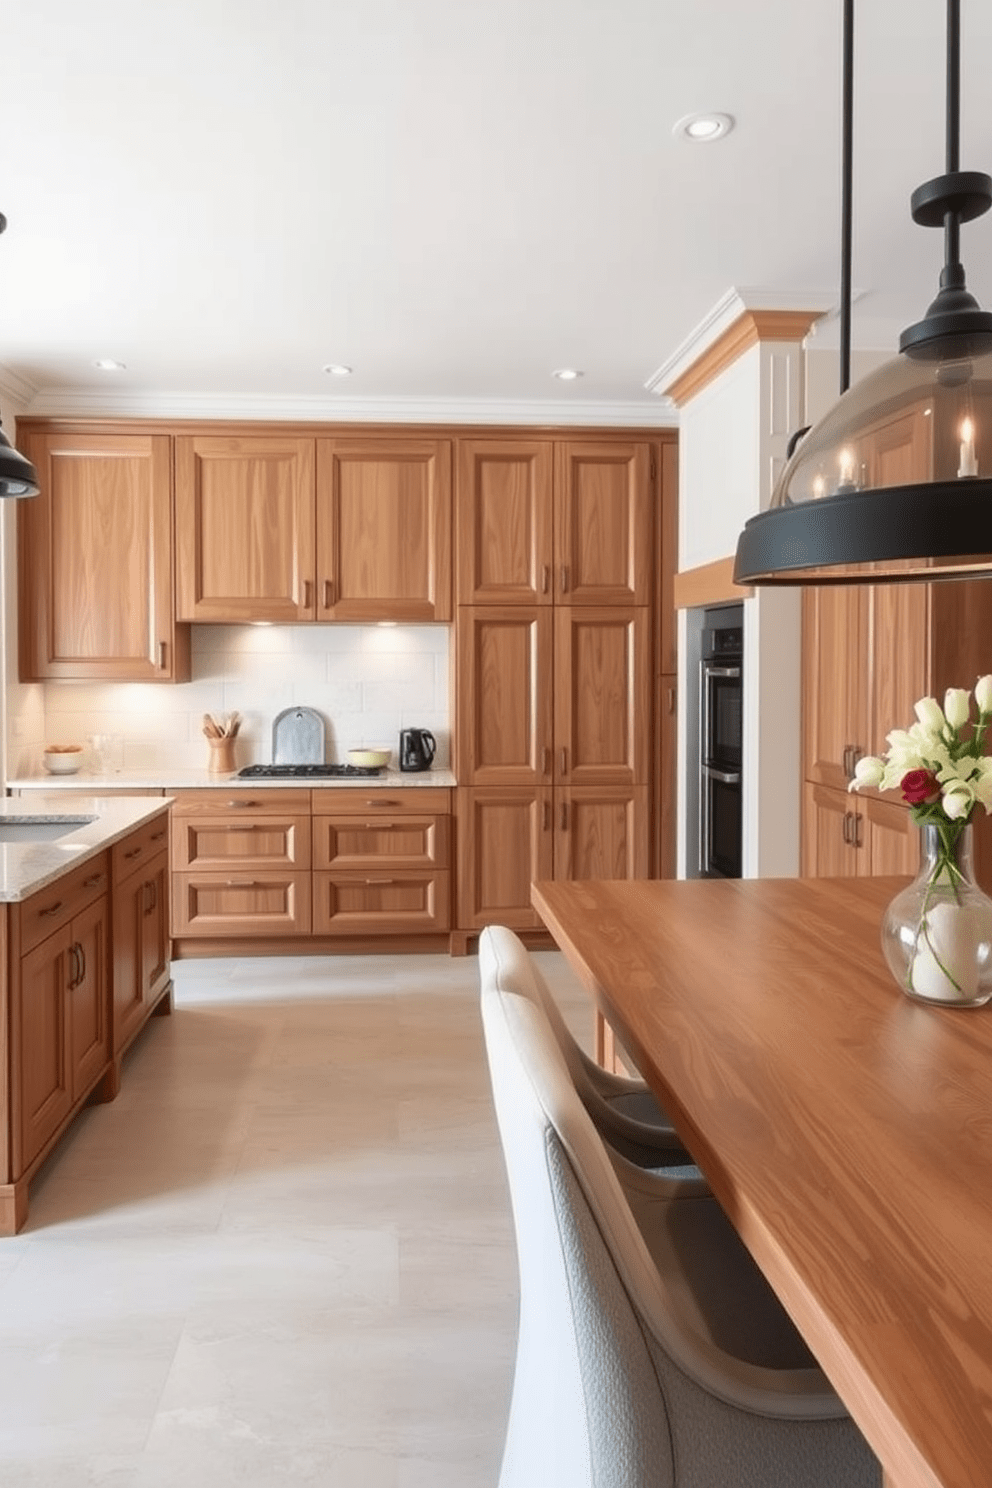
[479,925,881,1488]
[517,930,694,1169]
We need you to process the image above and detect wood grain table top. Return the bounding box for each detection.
[531,875,992,1488]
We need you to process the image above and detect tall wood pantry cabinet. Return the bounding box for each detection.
[454,437,660,936]
[17,429,190,681]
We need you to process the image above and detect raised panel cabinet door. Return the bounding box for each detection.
[801,782,859,879]
[657,672,678,880]
[553,607,650,787]
[802,584,869,791]
[18,431,187,681]
[456,440,554,604]
[554,442,653,604]
[868,581,931,759]
[316,438,452,620]
[14,926,74,1176]
[113,853,170,1055]
[68,897,110,1101]
[455,787,553,930]
[455,607,553,785]
[863,796,918,878]
[554,785,649,882]
[312,872,451,936]
[171,872,312,938]
[174,435,316,621]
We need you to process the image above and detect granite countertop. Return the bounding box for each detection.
[0,794,171,902]
[8,767,458,791]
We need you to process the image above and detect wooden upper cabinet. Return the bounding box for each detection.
[456,440,554,605]
[554,442,653,605]
[455,607,554,785]
[18,431,189,682]
[174,435,316,622]
[802,584,868,791]
[316,438,452,621]
[553,607,650,787]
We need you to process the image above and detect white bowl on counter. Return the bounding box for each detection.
[42,745,85,775]
[347,747,392,769]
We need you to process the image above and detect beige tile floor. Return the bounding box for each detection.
[0,949,593,1488]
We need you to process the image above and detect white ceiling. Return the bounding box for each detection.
[4,0,992,423]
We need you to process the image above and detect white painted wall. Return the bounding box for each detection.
[676,337,806,881]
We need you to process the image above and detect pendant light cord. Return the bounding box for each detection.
[944,0,962,283]
[840,0,854,394]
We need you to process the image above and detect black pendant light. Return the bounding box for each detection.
[734,0,992,586]
[0,212,39,500]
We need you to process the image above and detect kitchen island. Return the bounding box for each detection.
[532,874,992,1488]
[0,795,173,1233]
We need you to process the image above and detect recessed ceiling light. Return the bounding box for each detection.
[672,112,735,143]
[553,368,584,381]
[323,364,353,377]
[92,358,126,372]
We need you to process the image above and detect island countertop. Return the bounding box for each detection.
[7,768,457,792]
[0,794,172,901]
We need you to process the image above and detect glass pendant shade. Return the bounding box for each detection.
[734,332,992,584]
[0,426,39,498]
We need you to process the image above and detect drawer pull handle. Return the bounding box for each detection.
[68,943,81,989]
[365,822,395,829]
[151,830,166,842]
[83,874,103,888]
[229,825,257,832]
[364,878,396,885]
[40,900,64,917]
[124,846,142,859]
[226,800,258,809]
[225,879,258,887]
[365,799,399,807]
[323,579,334,609]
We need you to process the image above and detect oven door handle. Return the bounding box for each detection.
[702,764,741,785]
[702,665,741,679]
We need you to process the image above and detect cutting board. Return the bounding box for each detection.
[271,707,325,764]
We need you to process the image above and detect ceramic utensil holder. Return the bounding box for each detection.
[207,737,237,775]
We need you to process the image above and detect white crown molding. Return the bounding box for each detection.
[6,382,678,429]
[644,285,837,397]
[0,366,40,413]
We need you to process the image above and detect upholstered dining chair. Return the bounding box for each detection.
[512,930,694,1169]
[479,925,881,1488]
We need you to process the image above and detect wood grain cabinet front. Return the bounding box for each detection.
[112,812,172,1056]
[17,429,189,682]
[11,855,111,1179]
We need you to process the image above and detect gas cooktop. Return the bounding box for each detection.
[236,763,386,779]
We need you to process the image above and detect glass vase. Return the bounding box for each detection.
[882,822,992,1007]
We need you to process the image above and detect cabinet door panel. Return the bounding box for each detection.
[175,436,315,621]
[69,898,110,1100]
[802,783,859,879]
[15,928,73,1175]
[171,816,311,872]
[317,439,451,620]
[19,432,184,681]
[455,787,553,930]
[554,608,649,786]
[868,582,930,759]
[863,797,918,877]
[802,586,868,790]
[456,608,553,784]
[314,815,448,871]
[313,872,450,935]
[114,853,170,1054]
[456,440,553,604]
[554,442,652,604]
[555,786,648,881]
[172,872,311,937]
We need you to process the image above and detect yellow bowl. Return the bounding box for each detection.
[347,748,391,769]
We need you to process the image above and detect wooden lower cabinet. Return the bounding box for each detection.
[11,855,111,1183]
[112,818,172,1056]
[455,784,647,932]
[802,782,918,879]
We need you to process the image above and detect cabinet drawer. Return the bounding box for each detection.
[18,853,110,956]
[112,812,170,884]
[313,814,449,871]
[171,814,311,872]
[312,871,450,935]
[172,871,311,938]
[311,787,451,815]
[169,788,311,816]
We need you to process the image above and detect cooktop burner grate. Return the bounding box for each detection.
[236,763,385,779]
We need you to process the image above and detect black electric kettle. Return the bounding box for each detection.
[399,728,436,772]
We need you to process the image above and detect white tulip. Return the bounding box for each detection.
[849,755,885,792]
[977,674,992,715]
[942,781,975,820]
[914,696,946,734]
[944,688,972,730]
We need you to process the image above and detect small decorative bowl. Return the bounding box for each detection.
[43,745,84,775]
[347,747,391,769]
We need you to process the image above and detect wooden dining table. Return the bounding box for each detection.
[531,874,992,1488]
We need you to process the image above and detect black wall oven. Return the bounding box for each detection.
[699,613,743,878]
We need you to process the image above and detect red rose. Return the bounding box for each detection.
[900,768,941,806]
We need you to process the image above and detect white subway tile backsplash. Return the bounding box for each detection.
[35,624,452,772]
